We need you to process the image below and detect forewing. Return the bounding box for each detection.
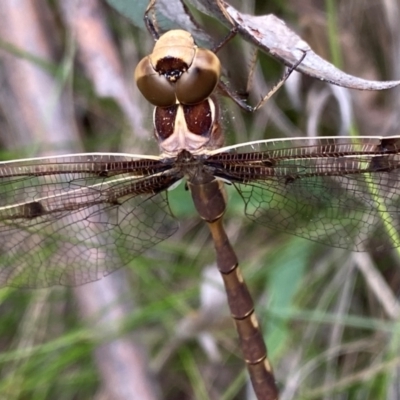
[209,137,400,251]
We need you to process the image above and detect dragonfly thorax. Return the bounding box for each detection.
[154,97,224,157]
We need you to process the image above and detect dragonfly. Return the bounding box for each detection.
[1,4,400,400]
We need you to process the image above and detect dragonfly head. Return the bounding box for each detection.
[134,29,221,107]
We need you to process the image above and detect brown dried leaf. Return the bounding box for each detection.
[190,0,400,91]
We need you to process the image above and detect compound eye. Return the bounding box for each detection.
[175,48,221,105]
[134,56,177,107]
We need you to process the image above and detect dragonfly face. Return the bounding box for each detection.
[135,29,221,107]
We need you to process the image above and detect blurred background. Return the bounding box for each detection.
[0,0,400,399]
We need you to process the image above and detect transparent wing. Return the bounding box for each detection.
[0,154,179,288]
[235,172,399,251]
[211,136,400,251]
